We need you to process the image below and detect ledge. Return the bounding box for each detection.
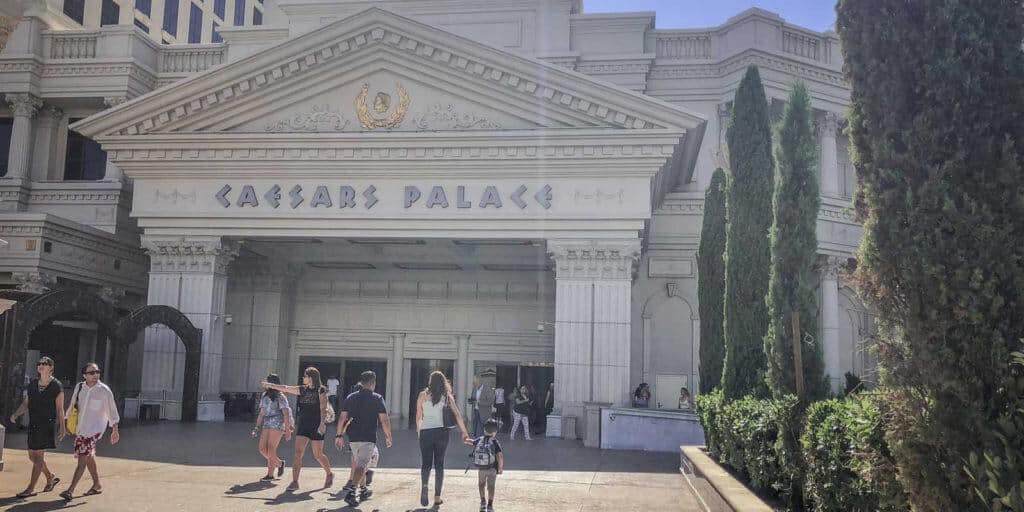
[680,446,774,512]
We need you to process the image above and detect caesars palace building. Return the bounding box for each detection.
[0,0,874,424]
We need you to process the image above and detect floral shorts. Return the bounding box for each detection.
[73,433,102,458]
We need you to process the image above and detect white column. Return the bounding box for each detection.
[456,334,471,419]
[141,236,238,419]
[4,94,41,181]
[102,98,127,181]
[83,0,103,27]
[388,333,405,422]
[818,111,842,198]
[548,239,640,422]
[30,106,62,182]
[819,256,843,393]
[119,0,136,24]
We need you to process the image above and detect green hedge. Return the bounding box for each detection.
[697,391,907,511]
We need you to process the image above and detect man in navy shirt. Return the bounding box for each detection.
[335,370,392,507]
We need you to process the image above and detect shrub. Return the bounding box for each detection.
[698,168,728,395]
[764,81,825,402]
[721,65,774,400]
[836,1,1024,508]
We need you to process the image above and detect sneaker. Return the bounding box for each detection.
[359,486,373,501]
[420,485,429,506]
[365,469,374,486]
[342,487,359,507]
[487,505,495,512]
[277,460,284,477]
[286,481,299,492]
[479,499,487,511]
[260,475,274,482]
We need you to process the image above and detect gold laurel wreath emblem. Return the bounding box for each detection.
[356,81,410,130]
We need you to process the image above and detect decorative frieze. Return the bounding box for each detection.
[104,97,128,108]
[142,237,239,275]
[547,239,641,280]
[264,105,350,132]
[412,103,501,130]
[649,50,848,87]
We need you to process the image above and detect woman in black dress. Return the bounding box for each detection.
[262,366,333,491]
[8,356,66,498]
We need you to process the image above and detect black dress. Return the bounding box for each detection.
[26,378,62,450]
[295,386,326,440]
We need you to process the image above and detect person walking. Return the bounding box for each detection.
[326,375,341,420]
[60,363,119,502]
[9,356,65,498]
[335,371,392,508]
[253,373,293,481]
[469,377,494,437]
[509,386,532,441]
[493,384,507,432]
[415,370,470,508]
[262,367,333,491]
[464,418,504,512]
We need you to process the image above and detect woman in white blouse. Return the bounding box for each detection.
[59,362,120,502]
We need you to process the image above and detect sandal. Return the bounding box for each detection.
[83,487,102,496]
[43,477,60,492]
[15,490,37,498]
[59,490,73,501]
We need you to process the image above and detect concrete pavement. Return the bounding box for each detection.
[0,421,700,511]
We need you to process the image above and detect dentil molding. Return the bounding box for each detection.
[142,237,240,274]
[547,239,641,280]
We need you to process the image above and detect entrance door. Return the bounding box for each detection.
[407,359,455,428]
[297,359,343,388]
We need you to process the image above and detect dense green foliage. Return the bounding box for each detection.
[836,1,1024,509]
[721,65,774,399]
[764,82,825,400]
[802,397,906,512]
[698,391,907,511]
[698,168,728,394]
[965,344,1024,512]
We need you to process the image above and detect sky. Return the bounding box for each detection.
[582,0,837,32]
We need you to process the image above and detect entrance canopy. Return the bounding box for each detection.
[71,7,706,242]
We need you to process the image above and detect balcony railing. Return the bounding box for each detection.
[47,31,100,59]
[158,45,227,74]
[653,31,713,60]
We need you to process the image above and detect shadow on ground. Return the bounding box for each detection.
[4,420,679,474]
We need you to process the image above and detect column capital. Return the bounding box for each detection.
[40,105,63,122]
[817,254,848,280]
[547,239,641,280]
[5,93,42,118]
[816,111,843,137]
[12,271,57,294]
[142,236,239,274]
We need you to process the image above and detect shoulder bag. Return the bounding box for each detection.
[442,394,457,429]
[66,382,83,435]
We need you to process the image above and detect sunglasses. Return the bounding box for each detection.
[84,370,101,375]
[37,362,51,367]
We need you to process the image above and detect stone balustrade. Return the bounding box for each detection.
[45,30,100,59]
[158,45,227,74]
[651,31,713,60]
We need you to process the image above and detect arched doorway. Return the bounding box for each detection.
[0,290,203,423]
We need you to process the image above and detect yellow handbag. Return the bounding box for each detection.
[66,382,82,434]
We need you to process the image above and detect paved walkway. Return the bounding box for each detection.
[0,421,700,511]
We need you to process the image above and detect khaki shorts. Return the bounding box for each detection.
[350,441,379,469]
[478,468,497,488]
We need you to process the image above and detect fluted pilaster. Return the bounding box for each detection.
[817,111,843,197]
[4,94,41,180]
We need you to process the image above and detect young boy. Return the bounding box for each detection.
[465,418,504,512]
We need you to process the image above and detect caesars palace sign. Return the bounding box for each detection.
[213,183,555,210]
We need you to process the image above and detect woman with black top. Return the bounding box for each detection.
[415,370,470,507]
[509,386,532,441]
[262,367,333,491]
[8,356,66,498]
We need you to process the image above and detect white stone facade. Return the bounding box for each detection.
[0,0,874,425]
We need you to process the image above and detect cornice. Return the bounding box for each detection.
[71,8,706,139]
[650,49,848,88]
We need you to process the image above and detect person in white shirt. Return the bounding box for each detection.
[326,375,341,420]
[493,385,507,433]
[60,362,119,502]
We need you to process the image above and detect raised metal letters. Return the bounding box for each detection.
[362,185,378,209]
[510,185,528,209]
[534,185,553,209]
[426,186,449,208]
[216,184,231,208]
[310,185,333,208]
[404,186,421,208]
[264,185,281,208]
[479,186,503,208]
[216,184,553,210]
[289,185,304,209]
[237,185,259,207]
[338,186,356,208]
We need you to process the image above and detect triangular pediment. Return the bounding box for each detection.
[72,7,704,139]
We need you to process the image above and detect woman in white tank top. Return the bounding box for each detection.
[416,371,469,508]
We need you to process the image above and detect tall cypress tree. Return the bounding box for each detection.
[764,82,824,400]
[721,66,774,399]
[698,168,728,395]
[837,1,1024,509]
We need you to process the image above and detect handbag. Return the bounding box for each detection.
[66,382,83,435]
[442,395,457,429]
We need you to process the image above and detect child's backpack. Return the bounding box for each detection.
[472,436,496,468]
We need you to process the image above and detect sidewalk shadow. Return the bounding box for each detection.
[225,480,277,495]
[4,500,85,512]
